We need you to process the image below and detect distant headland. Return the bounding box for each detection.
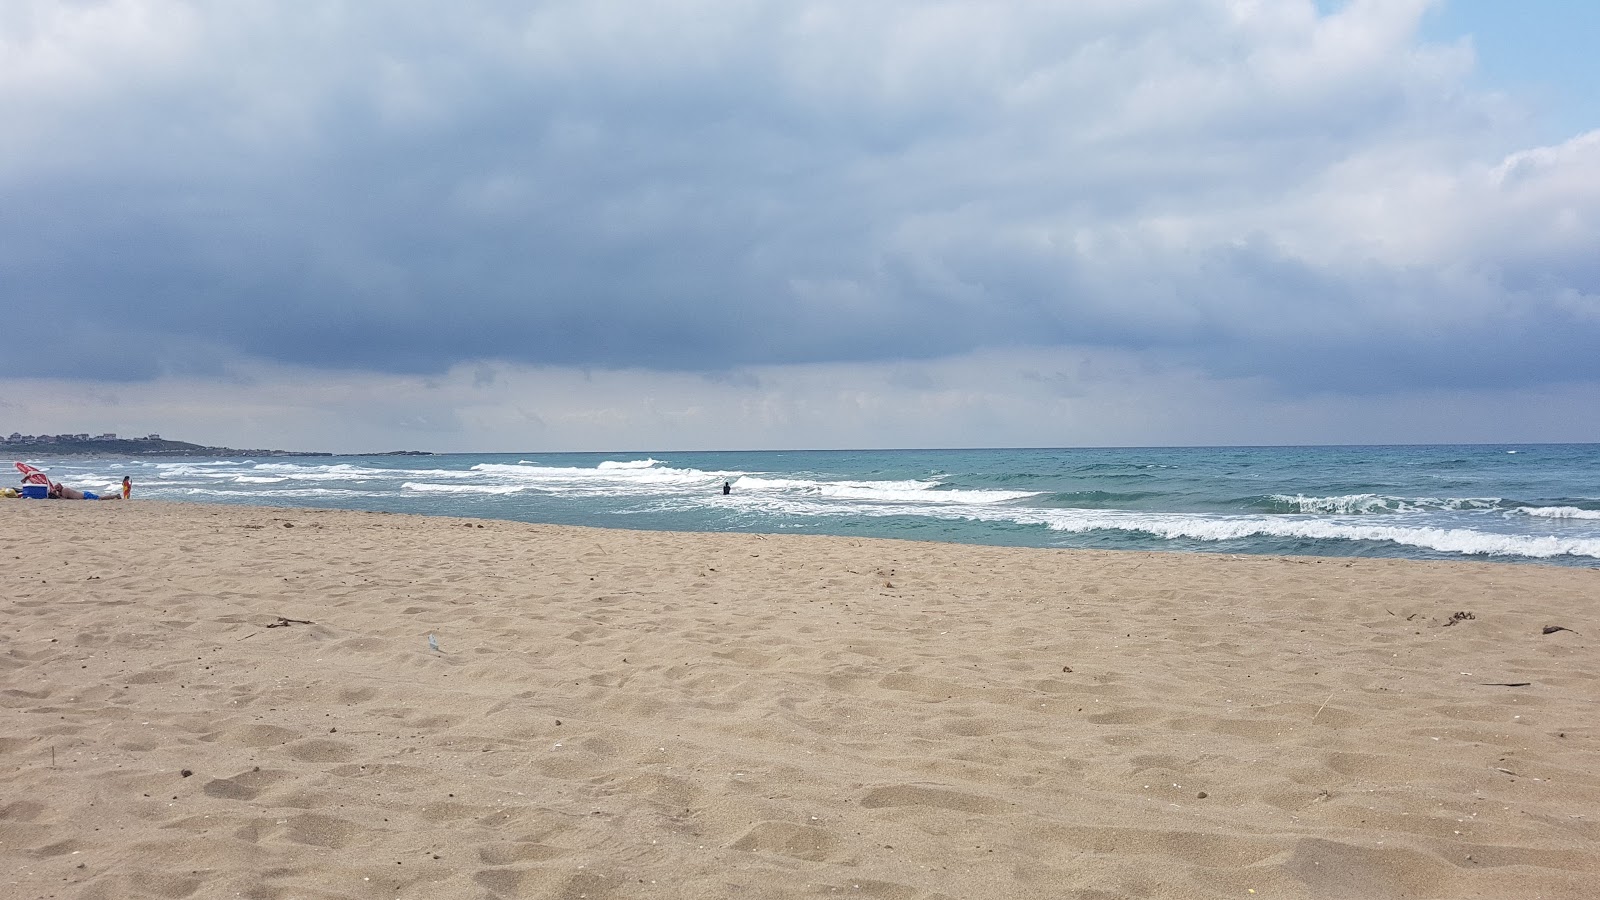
[4,431,431,458]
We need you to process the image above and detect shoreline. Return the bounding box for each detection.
[4,501,1598,898]
[13,493,1600,571]
[12,445,1600,568]
[12,496,1600,570]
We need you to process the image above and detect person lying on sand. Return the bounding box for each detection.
[56,483,123,496]
[36,480,120,500]
[15,462,124,500]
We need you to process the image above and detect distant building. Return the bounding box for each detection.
[146,433,162,440]
[99,433,117,439]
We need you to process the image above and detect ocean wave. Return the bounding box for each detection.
[1516,506,1600,520]
[1265,494,1503,514]
[471,462,711,491]
[732,476,1033,504]
[153,460,241,469]
[1267,493,1405,514]
[725,495,1600,559]
[402,482,531,495]
[736,476,933,494]
[823,485,1036,504]
[156,464,251,478]
[1039,514,1600,558]
[597,458,663,470]
[161,487,371,498]
[67,450,1600,562]
[245,462,463,481]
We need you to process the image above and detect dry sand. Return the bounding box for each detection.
[3,501,1598,899]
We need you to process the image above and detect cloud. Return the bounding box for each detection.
[7,351,1598,453]
[1,0,1597,443]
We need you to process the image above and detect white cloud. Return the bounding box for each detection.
[1,1,1597,446]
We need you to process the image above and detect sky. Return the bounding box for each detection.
[1,0,1597,453]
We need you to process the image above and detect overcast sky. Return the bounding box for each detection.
[2,0,1597,452]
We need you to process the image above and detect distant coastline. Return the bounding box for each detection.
[5,435,438,457]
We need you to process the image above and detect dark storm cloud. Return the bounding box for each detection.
[2,0,1597,396]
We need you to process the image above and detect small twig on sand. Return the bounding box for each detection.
[265,616,314,628]
[1312,691,1335,723]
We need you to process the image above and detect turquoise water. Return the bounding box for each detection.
[14,445,1600,565]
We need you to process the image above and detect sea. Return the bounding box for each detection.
[13,445,1600,566]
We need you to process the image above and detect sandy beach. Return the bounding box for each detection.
[3,501,1597,899]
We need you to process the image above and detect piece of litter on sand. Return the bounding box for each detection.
[265,616,313,628]
[1542,625,1578,636]
[428,633,440,652]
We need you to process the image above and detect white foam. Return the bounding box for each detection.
[402,482,530,495]
[115,457,1031,507]
[1273,493,1404,514]
[1044,513,1584,555]
[732,476,1034,504]
[597,458,663,470]
[157,464,245,478]
[104,455,1600,561]
[820,484,1035,504]
[1272,494,1503,514]
[1517,506,1600,520]
[165,487,370,498]
[245,462,449,481]
[725,493,1600,559]
[470,461,711,494]
[1060,513,1600,559]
